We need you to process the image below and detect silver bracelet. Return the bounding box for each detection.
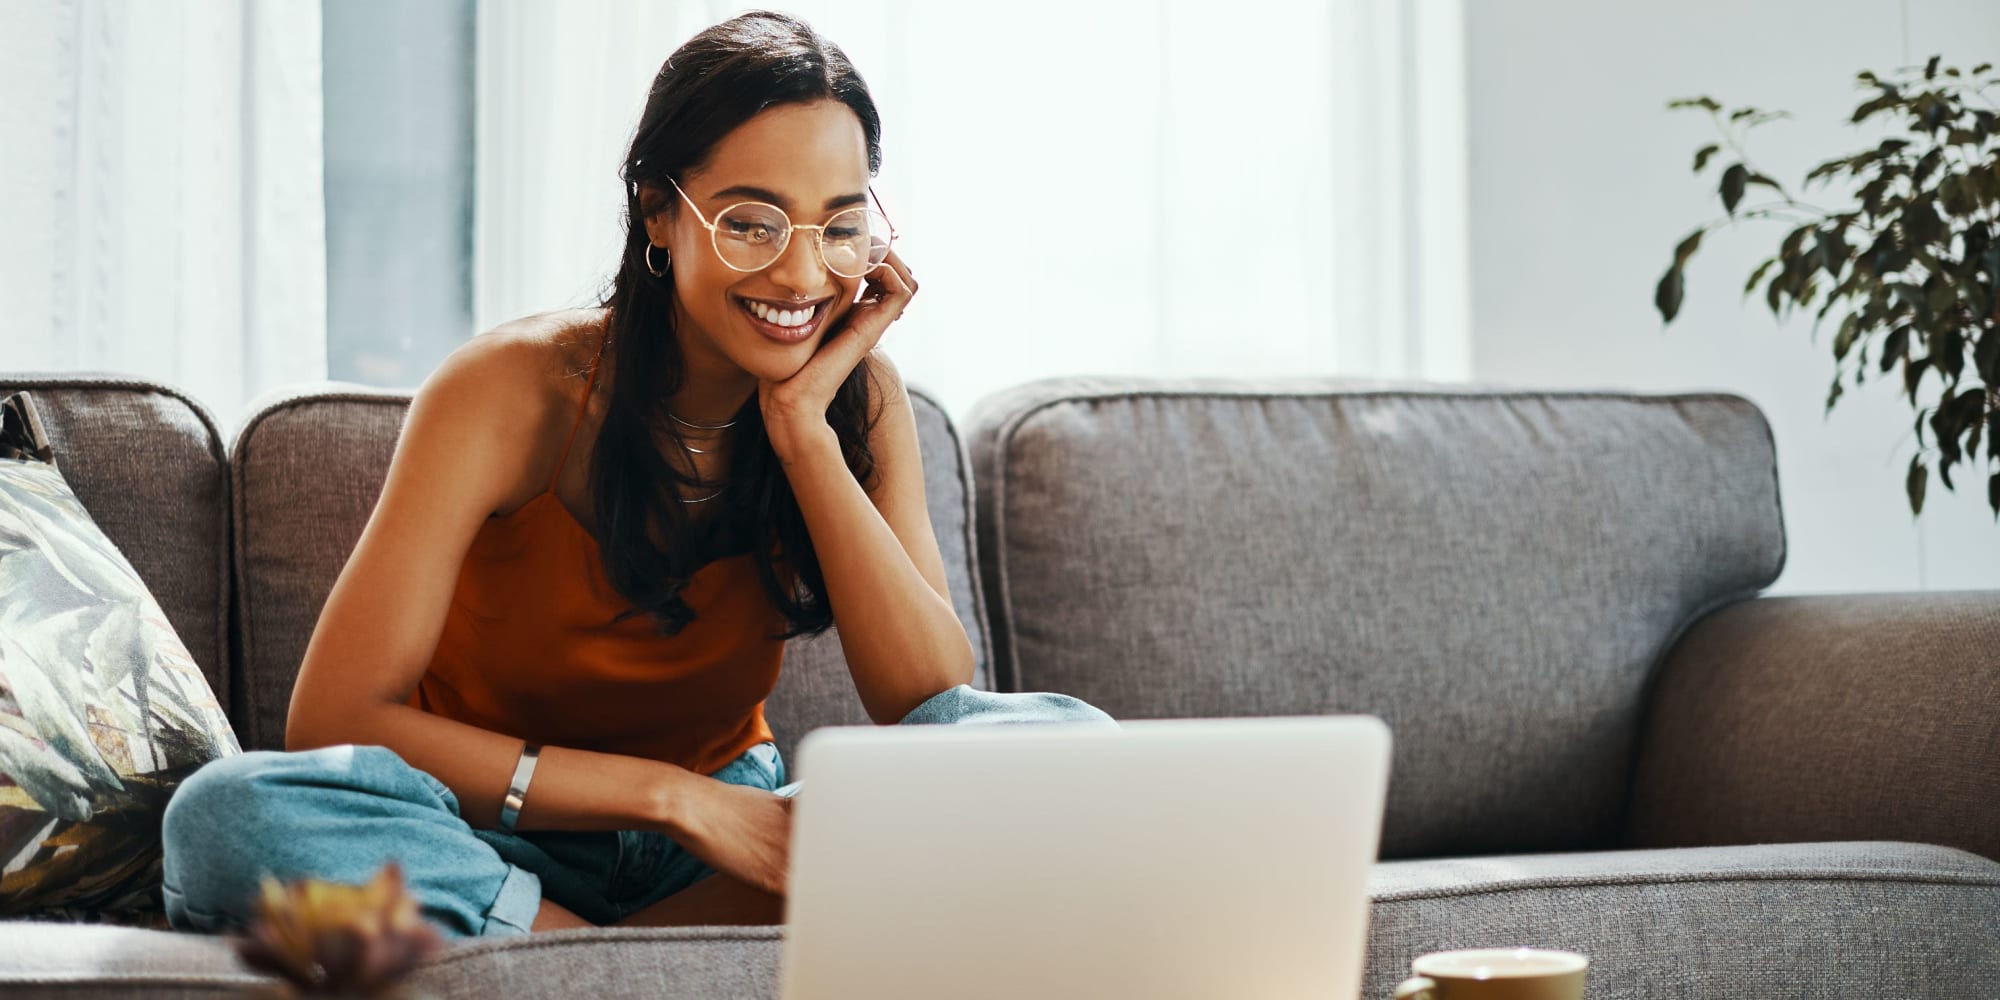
[497,742,541,834]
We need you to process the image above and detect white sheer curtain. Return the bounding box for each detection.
[0,0,326,432]
[475,1,1470,417]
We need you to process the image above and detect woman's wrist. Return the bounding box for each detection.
[765,418,839,466]
[646,760,703,835]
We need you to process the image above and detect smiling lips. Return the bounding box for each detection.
[735,295,830,343]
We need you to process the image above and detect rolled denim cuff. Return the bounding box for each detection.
[478,863,542,937]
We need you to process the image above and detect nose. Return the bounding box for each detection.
[767,225,834,298]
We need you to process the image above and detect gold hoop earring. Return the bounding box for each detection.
[645,243,671,278]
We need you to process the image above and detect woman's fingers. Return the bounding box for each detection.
[756,249,919,428]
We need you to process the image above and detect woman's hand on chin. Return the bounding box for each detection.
[757,248,917,456]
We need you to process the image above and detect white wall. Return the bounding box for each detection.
[1464,0,2000,593]
[473,0,1473,419]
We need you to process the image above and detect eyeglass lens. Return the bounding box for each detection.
[713,203,893,277]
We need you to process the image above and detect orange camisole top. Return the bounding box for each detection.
[405,338,789,777]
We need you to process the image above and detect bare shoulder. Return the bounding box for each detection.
[405,308,610,509]
[859,347,925,489]
[425,309,606,421]
[862,346,912,419]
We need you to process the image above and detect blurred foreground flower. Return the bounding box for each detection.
[232,861,443,999]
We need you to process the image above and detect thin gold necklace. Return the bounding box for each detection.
[669,411,738,431]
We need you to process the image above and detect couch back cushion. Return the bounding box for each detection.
[0,376,231,709]
[230,384,989,763]
[968,377,1785,859]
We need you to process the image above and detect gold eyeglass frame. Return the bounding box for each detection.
[665,175,899,278]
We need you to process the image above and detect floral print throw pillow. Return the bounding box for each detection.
[0,391,241,920]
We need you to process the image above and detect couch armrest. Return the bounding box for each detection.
[1624,591,2000,860]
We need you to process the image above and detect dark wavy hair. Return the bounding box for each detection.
[593,11,882,639]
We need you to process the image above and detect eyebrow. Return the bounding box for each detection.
[709,185,867,212]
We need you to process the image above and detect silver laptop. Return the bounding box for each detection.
[779,715,1392,1000]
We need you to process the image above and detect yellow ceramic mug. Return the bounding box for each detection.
[1392,948,1589,1000]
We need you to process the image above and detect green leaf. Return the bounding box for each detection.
[1881,325,1911,371]
[1942,175,1978,217]
[1826,376,1846,413]
[1820,224,1849,276]
[1692,144,1721,173]
[1721,164,1749,214]
[1766,270,1786,315]
[1743,257,1779,299]
[1747,172,1785,195]
[1806,156,1852,186]
[1925,97,1951,130]
[1989,471,1999,519]
[1933,388,1965,472]
[1976,328,2000,382]
[1655,265,1685,323]
[1903,193,1943,247]
[1904,356,1931,400]
[1861,175,1892,215]
[1833,313,1862,360]
[1674,229,1705,266]
[1781,224,1813,259]
[1915,148,1944,186]
[1852,93,1899,123]
[1947,385,1986,433]
[1907,455,1928,515]
[1926,278,1956,317]
[1668,96,1724,112]
[1868,228,1910,275]
[1925,55,1941,79]
[1974,63,1993,75]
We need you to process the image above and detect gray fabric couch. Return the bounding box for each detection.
[2,372,1994,999]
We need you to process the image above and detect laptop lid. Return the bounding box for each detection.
[779,715,1392,1000]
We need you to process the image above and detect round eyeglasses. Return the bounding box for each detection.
[666,175,897,279]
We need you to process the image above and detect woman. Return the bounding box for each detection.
[160,10,1111,939]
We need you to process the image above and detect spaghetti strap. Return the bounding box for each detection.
[547,334,608,493]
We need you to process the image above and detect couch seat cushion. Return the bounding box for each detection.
[1366,840,2000,999]
[0,922,782,1000]
[8,842,1992,1000]
[0,920,267,998]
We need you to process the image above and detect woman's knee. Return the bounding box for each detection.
[160,750,297,929]
[163,750,285,854]
[162,745,426,926]
[161,746,411,883]
[897,685,1117,727]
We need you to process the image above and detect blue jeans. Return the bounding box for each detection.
[160,685,1113,939]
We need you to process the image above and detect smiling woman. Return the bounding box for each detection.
[156,8,1113,944]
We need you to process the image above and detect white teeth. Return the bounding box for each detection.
[746,299,813,328]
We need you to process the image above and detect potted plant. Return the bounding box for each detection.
[1655,57,2000,516]
[232,861,444,1000]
